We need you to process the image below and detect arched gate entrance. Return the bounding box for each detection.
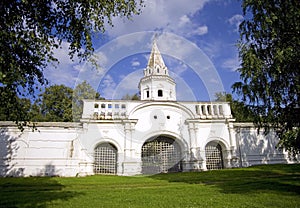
[141,136,182,174]
[205,142,224,170]
[94,143,117,174]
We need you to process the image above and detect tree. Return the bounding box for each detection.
[72,81,104,121]
[35,85,73,122]
[121,93,140,100]
[233,0,300,156]
[0,0,143,128]
[214,92,255,122]
[0,91,32,130]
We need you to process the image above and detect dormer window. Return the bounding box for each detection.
[158,90,163,97]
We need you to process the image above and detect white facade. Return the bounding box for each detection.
[0,42,297,177]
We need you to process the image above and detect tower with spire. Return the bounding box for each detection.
[139,41,176,101]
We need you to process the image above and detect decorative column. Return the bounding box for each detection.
[227,119,238,168]
[122,119,139,175]
[186,121,202,171]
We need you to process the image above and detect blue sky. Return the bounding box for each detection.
[44,0,244,101]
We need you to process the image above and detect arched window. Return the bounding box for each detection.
[94,143,117,174]
[158,90,163,97]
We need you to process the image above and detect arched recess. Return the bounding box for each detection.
[205,141,224,170]
[94,142,118,175]
[141,135,182,174]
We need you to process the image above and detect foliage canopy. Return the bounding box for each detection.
[214,92,255,122]
[72,81,104,121]
[233,0,300,155]
[0,0,143,127]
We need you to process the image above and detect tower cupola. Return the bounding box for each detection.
[139,41,176,101]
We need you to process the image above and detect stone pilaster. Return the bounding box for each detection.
[122,120,140,175]
[186,121,203,171]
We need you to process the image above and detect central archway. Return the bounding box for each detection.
[141,136,182,174]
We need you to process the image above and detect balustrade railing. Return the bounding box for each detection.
[195,103,231,119]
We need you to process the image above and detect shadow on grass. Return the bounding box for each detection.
[0,177,79,208]
[149,164,300,195]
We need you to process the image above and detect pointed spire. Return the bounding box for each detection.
[147,40,166,69]
[145,40,169,76]
[139,38,176,101]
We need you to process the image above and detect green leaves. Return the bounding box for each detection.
[0,0,143,128]
[214,92,255,122]
[234,0,300,156]
[72,81,104,121]
[34,85,73,122]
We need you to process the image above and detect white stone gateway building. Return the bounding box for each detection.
[0,42,296,177]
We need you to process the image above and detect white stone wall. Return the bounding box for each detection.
[233,123,295,167]
[0,119,298,177]
[0,122,91,177]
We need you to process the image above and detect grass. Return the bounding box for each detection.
[0,164,299,208]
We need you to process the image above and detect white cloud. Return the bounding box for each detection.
[131,60,140,67]
[199,40,223,60]
[44,0,212,88]
[178,15,191,27]
[228,14,244,32]
[164,58,189,76]
[222,55,240,72]
[44,41,80,88]
[155,33,195,60]
[109,70,144,99]
[106,0,210,38]
[100,75,117,99]
[44,67,78,87]
[192,25,208,36]
[209,78,219,84]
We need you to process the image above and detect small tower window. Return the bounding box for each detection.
[157,68,159,73]
[146,90,149,98]
[158,90,163,97]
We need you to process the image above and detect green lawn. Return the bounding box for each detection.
[0,164,299,208]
